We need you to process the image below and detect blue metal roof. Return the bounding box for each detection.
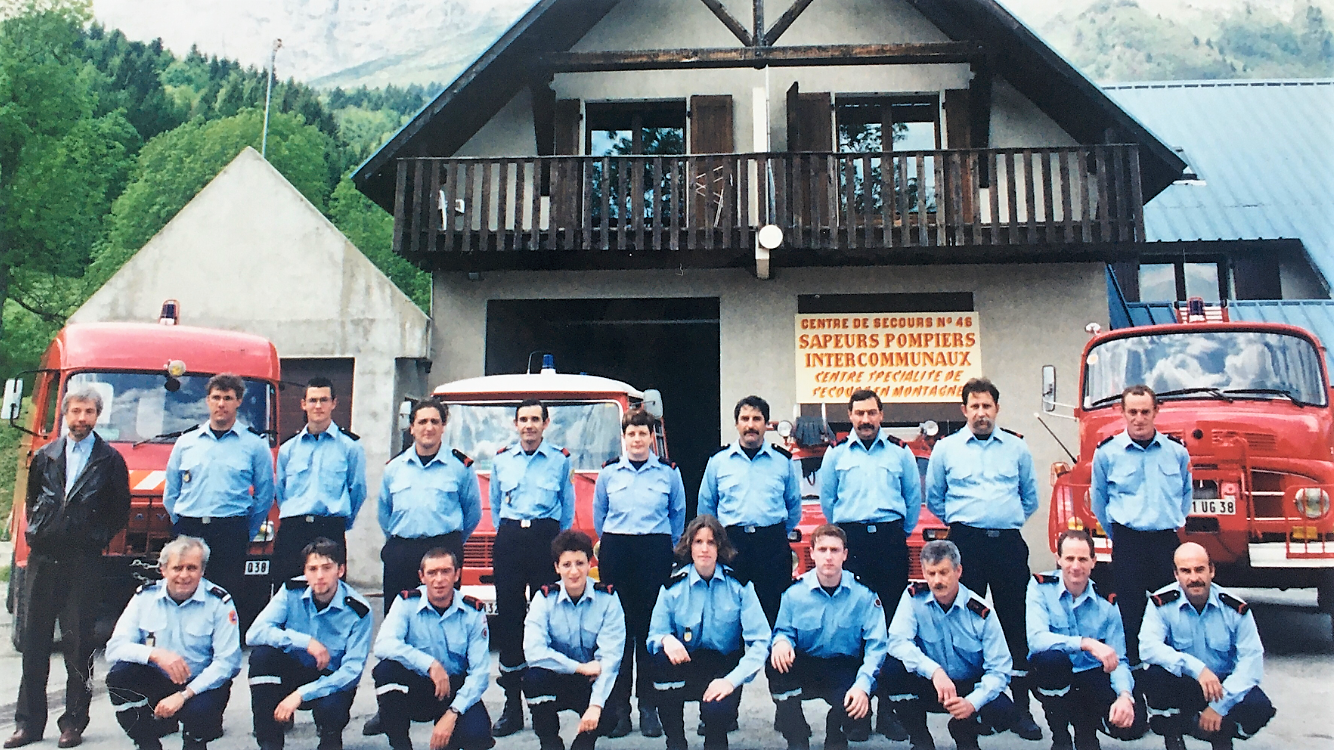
[1104,80,1334,283]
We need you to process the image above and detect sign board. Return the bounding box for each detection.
[795,313,982,403]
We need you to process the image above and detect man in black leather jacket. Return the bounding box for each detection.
[7,387,131,749]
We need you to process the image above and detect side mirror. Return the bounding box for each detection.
[397,399,412,431]
[2,378,22,421]
[1042,365,1057,412]
[642,389,664,419]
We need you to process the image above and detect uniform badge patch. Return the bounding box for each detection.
[182,470,192,483]
[228,609,238,624]
[873,597,882,608]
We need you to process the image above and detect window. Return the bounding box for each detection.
[1138,260,1230,302]
[836,95,940,153]
[586,101,686,156]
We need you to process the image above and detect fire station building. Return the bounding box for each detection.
[353,0,1194,558]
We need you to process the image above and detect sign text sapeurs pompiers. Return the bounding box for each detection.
[795,313,982,403]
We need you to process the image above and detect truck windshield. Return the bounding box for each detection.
[441,401,624,471]
[67,372,275,443]
[1083,330,1328,408]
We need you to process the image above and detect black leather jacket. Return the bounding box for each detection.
[25,433,131,557]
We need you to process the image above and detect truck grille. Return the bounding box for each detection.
[463,537,494,568]
[1215,431,1278,452]
[1251,470,1290,519]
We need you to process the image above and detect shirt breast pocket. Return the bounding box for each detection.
[709,595,741,628]
[1158,460,1182,485]
[1109,465,1139,494]
[319,452,349,493]
[719,472,747,503]
[1204,619,1232,653]
[388,474,417,505]
[429,473,460,502]
[606,474,635,497]
[184,616,214,653]
[947,461,977,485]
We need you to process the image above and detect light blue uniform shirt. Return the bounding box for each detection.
[276,423,368,529]
[105,578,242,696]
[374,587,491,713]
[697,443,802,532]
[647,564,772,688]
[523,579,627,707]
[925,428,1038,530]
[593,456,687,543]
[246,578,373,700]
[379,445,482,540]
[887,582,1012,709]
[771,569,889,695]
[818,436,922,532]
[165,423,275,538]
[1025,571,1133,695]
[1139,583,1264,716]
[489,441,575,529]
[64,433,94,495]
[1090,431,1193,536]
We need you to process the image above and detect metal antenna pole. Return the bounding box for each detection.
[261,38,283,158]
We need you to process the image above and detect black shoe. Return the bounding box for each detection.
[1013,711,1044,741]
[493,699,525,737]
[1050,721,1073,750]
[844,721,869,743]
[388,735,413,750]
[908,738,935,750]
[134,741,163,750]
[538,738,565,750]
[666,739,689,750]
[1163,737,1187,750]
[786,737,811,750]
[183,737,208,750]
[1210,739,1233,750]
[316,732,343,750]
[640,707,664,738]
[1072,722,1100,750]
[608,708,632,739]
[875,709,908,742]
[362,712,382,736]
[259,741,284,750]
[947,722,981,750]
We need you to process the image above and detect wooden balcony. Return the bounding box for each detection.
[392,145,1146,271]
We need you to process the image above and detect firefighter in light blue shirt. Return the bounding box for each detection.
[593,409,685,737]
[490,400,577,737]
[1026,529,1146,750]
[105,536,242,750]
[923,379,1042,740]
[647,516,771,750]
[273,377,368,581]
[164,373,275,633]
[522,531,627,750]
[880,540,1020,750]
[697,395,802,627]
[1138,543,1274,750]
[246,538,372,750]
[1089,385,1194,665]
[767,525,888,750]
[372,547,493,750]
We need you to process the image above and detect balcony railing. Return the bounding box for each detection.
[393,145,1145,269]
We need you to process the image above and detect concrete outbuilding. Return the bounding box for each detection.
[70,146,431,585]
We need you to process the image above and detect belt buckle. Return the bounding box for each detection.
[201,517,212,525]
[986,529,1000,538]
[305,515,316,523]
[744,525,756,533]
[521,519,532,529]
[867,524,877,533]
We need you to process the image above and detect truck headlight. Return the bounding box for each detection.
[1294,488,1330,519]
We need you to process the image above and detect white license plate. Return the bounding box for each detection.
[482,600,498,616]
[244,560,270,576]
[1191,499,1238,515]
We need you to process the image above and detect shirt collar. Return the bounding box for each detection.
[802,568,852,594]
[1116,430,1165,451]
[847,435,885,453]
[964,429,1006,446]
[300,422,342,442]
[415,587,463,616]
[557,579,594,605]
[200,422,240,440]
[299,579,349,612]
[687,564,729,587]
[157,580,210,606]
[1171,583,1221,613]
[931,582,975,614]
[407,442,454,468]
[727,442,778,460]
[1055,572,1098,606]
[67,433,94,453]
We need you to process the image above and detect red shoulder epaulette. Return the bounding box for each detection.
[1165,433,1186,446]
[539,584,558,597]
[1096,434,1116,448]
[1001,427,1024,439]
[966,596,990,619]
[771,444,792,459]
[1151,589,1181,607]
[1033,573,1059,584]
[452,448,474,468]
[885,435,906,448]
[659,455,677,469]
[560,447,571,457]
[1218,591,1249,615]
[497,445,510,454]
[593,581,614,595]
[400,589,422,599]
[603,457,620,468]
[462,595,486,611]
[908,581,930,597]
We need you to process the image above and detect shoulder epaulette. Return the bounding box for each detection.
[1165,433,1186,446]
[966,595,991,619]
[181,424,202,435]
[666,566,691,587]
[771,444,792,459]
[208,585,232,603]
[1098,588,1117,604]
[830,434,846,447]
[539,584,559,597]
[1218,591,1249,615]
[462,595,486,611]
[1033,573,1059,584]
[559,447,571,457]
[1151,588,1181,607]
[1001,427,1024,439]
[603,456,621,468]
[885,435,906,448]
[452,448,474,468]
[593,581,614,595]
[344,430,360,441]
[346,597,370,618]
[1097,434,1116,448]
[136,581,159,594]
[284,578,309,590]
[713,444,731,455]
[909,581,931,597]
[400,589,422,599]
[658,455,677,469]
[497,445,510,455]
[247,425,265,437]
[786,577,803,590]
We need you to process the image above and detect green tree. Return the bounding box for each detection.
[328,177,428,310]
[90,108,337,288]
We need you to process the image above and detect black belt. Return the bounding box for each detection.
[181,515,245,525]
[841,520,902,533]
[282,514,347,524]
[726,522,782,534]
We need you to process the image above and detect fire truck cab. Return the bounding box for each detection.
[1047,307,1334,625]
[3,319,282,649]
[428,362,665,613]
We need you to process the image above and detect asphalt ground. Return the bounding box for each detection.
[0,588,1327,750]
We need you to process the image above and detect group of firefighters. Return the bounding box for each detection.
[8,374,1277,750]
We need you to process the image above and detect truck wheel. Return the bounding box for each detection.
[9,562,27,653]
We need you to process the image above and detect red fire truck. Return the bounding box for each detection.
[3,315,282,649]
[782,416,948,580]
[428,362,665,613]
[1047,305,1334,625]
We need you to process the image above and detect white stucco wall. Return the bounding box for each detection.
[70,147,431,585]
[431,263,1109,565]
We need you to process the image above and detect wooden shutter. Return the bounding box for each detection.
[784,86,833,229]
[690,95,733,154]
[788,90,832,152]
[689,95,734,234]
[551,99,582,228]
[944,89,974,225]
